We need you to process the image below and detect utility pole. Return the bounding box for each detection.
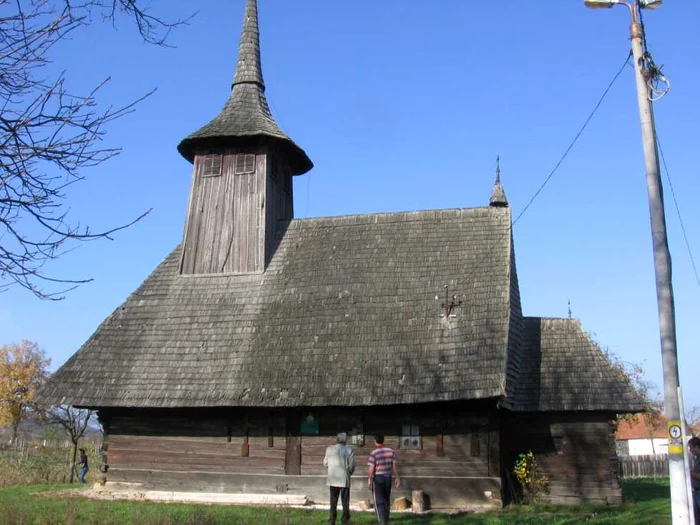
[584,1,689,523]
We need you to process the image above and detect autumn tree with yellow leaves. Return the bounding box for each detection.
[0,341,50,444]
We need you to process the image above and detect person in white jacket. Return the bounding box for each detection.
[324,432,355,525]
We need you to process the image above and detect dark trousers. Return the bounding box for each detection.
[372,474,392,525]
[329,486,350,524]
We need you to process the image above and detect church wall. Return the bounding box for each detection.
[502,412,622,504]
[99,401,501,510]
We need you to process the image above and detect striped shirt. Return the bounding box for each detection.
[368,447,395,476]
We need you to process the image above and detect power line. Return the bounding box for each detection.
[656,135,700,289]
[512,51,631,227]
[460,52,632,286]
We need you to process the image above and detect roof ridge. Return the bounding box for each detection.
[290,206,508,226]
[531,317,584,333]
[525,316,578,320]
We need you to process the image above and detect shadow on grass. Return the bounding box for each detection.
[621,477,670,502]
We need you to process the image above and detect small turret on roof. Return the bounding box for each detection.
[489,155,508,207]
[177,0,312,175]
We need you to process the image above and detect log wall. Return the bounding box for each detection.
[502,412,622,504]
[99,402,501,509]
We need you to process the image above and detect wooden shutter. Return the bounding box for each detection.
[201,153,222,177]
[234,154,256,174]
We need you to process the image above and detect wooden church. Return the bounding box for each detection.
[42,0,642,509]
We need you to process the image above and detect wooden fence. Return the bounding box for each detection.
[3,439,101,454]
[618,454,669,478]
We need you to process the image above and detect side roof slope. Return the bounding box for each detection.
[42,207,514,408]
[505,317,644,413]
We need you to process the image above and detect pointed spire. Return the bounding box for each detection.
[177,0,312,175]
[232,0,265,91]
[489,155,508,207]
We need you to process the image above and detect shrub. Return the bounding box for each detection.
[513,451,549,504]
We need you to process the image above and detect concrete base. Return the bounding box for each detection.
[100,485,308,506]
[143,491,309,506]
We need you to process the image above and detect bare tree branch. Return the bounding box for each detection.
[40,403,95,482]
[0,1,191,299]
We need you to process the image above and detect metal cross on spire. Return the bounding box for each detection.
[489,155,508,207]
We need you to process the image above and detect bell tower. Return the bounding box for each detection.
[177,0,312,274]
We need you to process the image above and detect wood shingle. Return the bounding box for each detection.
[506,317,644,412]
[43,207,517,409]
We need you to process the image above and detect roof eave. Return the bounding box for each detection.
[177,134,313,175]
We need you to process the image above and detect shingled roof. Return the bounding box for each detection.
[177,0,312,175]
[42,206,518,409]
[504,317,644,413]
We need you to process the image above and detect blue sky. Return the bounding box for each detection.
[3,1,699,411]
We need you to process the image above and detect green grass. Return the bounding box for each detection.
[0,479,671,525]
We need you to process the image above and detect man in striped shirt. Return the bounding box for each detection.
[367,434,400,525]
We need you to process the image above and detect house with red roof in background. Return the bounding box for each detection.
[616,413,699,457]
[615,414,668,456]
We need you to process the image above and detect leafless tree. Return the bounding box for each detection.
[686,406,700,436]
[0,0,191,299]
[42,404,95,483]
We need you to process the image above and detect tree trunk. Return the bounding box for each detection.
[11,420,19,446]
[68,442,78,484]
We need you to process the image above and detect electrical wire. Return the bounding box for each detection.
[511,51,632,228]
[656,135,700,289]
[637,4,670,101]
[459,51,633,288]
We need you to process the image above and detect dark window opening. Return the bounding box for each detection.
[470,432,481,457]
[553,436,565,455]
[300,413,319,436]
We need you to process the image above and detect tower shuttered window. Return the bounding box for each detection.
[201,153,222,177]
[235,154,256,174]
